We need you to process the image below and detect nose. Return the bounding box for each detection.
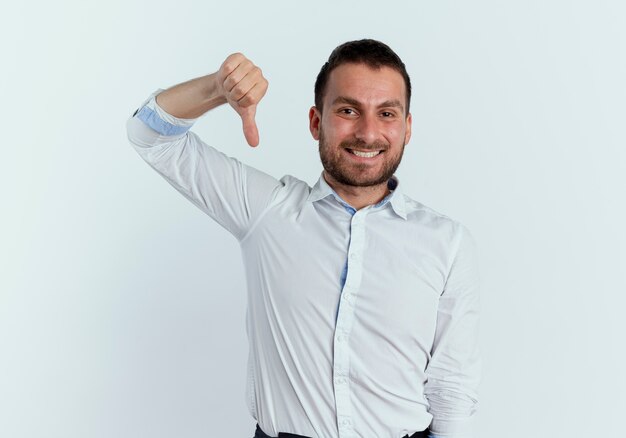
[354,113,380,145]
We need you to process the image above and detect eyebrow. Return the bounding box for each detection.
[332,96,405,111]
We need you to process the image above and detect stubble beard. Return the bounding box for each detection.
[318,128,405,188]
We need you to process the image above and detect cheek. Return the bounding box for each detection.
[381,128,399,145]
[387,125,407,144]
[324,117,354,138]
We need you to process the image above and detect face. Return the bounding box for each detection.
[309,63,412,188]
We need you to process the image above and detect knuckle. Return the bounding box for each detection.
[222,53,245,74]
[222,76,235,90]
[231,84,245,98]
[221,62,235,76]
[239,95,254,107]
[243,60,255,73]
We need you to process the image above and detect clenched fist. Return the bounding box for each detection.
[216,53,269,147]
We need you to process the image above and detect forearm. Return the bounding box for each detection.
[425,223,481,437]
[126,52,276,238]
[155,72,227,119]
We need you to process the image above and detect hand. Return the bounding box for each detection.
[216,53,269,147]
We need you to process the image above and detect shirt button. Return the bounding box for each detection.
[350,252,358,261]
[343,293,352,302]
[336,335,344,343]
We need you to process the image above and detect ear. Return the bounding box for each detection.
[404,112,412,145]
[309,106,321,140]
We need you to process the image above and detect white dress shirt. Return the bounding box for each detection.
[126,90,481,438]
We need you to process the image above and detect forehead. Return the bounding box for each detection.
[324,63,407,108]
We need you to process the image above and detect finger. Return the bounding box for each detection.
[219,53,246,80]
[228,69,260,102]
[240,106,259,147]
[222,59,255,92]
[235,80,268,109]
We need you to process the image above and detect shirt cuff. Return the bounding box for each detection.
[133,89,197,136]
[428,432,471,438]
[428,414,475,438]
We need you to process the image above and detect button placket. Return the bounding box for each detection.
[332,210,368,438]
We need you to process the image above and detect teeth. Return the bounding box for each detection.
[351,150,380,158]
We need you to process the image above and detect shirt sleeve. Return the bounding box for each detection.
[424,223,481,438]
[126,89,284,240]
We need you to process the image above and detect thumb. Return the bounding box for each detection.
[240,106,259,147]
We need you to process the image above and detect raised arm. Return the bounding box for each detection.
[156,52,268,146]
[126,53,281,240]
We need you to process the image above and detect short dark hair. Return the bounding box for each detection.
[314,39,412,114]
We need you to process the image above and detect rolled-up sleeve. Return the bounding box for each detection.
[126,89,283,240]
[425,224,481,438]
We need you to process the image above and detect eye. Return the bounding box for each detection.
[380,111,395,118]
[340,108,356,115]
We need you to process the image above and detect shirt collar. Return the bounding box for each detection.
[306,172,408,220]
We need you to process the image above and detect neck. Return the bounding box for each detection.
[322,171,391,210]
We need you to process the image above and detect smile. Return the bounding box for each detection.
[347,149,382,158]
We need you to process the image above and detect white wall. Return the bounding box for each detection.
[1,1,625,437]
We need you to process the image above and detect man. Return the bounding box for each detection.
[127,39,480,438]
